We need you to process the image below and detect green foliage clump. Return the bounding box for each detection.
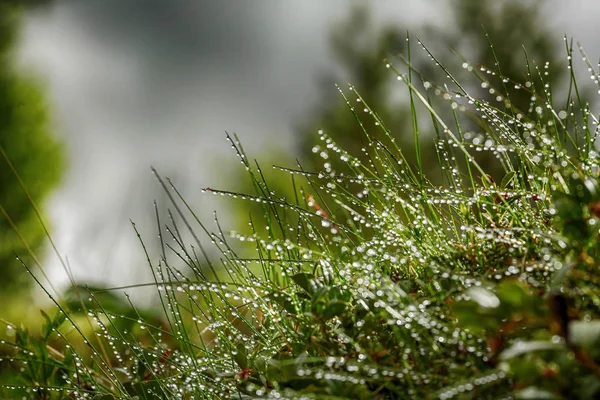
[230,0,564,248]
[299,1,564,184]
[0,2,64,294]
[3,35,600,400]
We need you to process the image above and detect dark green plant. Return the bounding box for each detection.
[0,1,63,295]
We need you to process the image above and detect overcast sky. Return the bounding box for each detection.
[15,0,600,293]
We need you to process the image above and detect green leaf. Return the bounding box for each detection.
[40,310,52,340]
[233,342,249,370]
[312,286,329,303]
[481,174,495,188]
[496,281,533,309]
[509,357,542,382]
[322,299,347,320]
[15,325,30,348]
[500,171,516,189]
[40,309,50,323]
[270,293,298,315]
[282,299,297,314]
[451,301,501,332]
[292,273,317,295]
[41,310,66,340]
[569,320,600,351]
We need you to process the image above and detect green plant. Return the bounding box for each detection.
[2,35,600,399]
[0,1,64,298]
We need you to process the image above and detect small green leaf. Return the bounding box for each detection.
[481,174,495,188]
[62,348,73,367]
[322,299,347,320]
[283,299,297,314]
[292,273,317,295]
[311,286,329,302]
[233,342,249,370]
[496,281,533,309]
[15,326,30,347]
[451,301,501,332]
[40,309,51,323]
[270,293,298,315]
[500,171,516,189]
[41,310,66,340]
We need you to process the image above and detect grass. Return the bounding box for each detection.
[2,36,600,399]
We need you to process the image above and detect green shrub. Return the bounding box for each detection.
[2,36,600,399]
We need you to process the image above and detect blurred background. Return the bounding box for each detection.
[1,0,600,319]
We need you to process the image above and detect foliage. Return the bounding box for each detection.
[2,27,600,400]
[299,1,567,183]
[0,1,64,294]
[232,0,566,251]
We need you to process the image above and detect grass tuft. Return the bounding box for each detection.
[2,36,600,399]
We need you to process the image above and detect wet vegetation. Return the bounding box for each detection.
[3,35,600,399]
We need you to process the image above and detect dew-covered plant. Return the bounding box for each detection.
[2,36,600,399]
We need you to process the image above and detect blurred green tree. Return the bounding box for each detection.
[0,2,64,297]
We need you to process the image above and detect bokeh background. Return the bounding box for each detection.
[1,0,600,317]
